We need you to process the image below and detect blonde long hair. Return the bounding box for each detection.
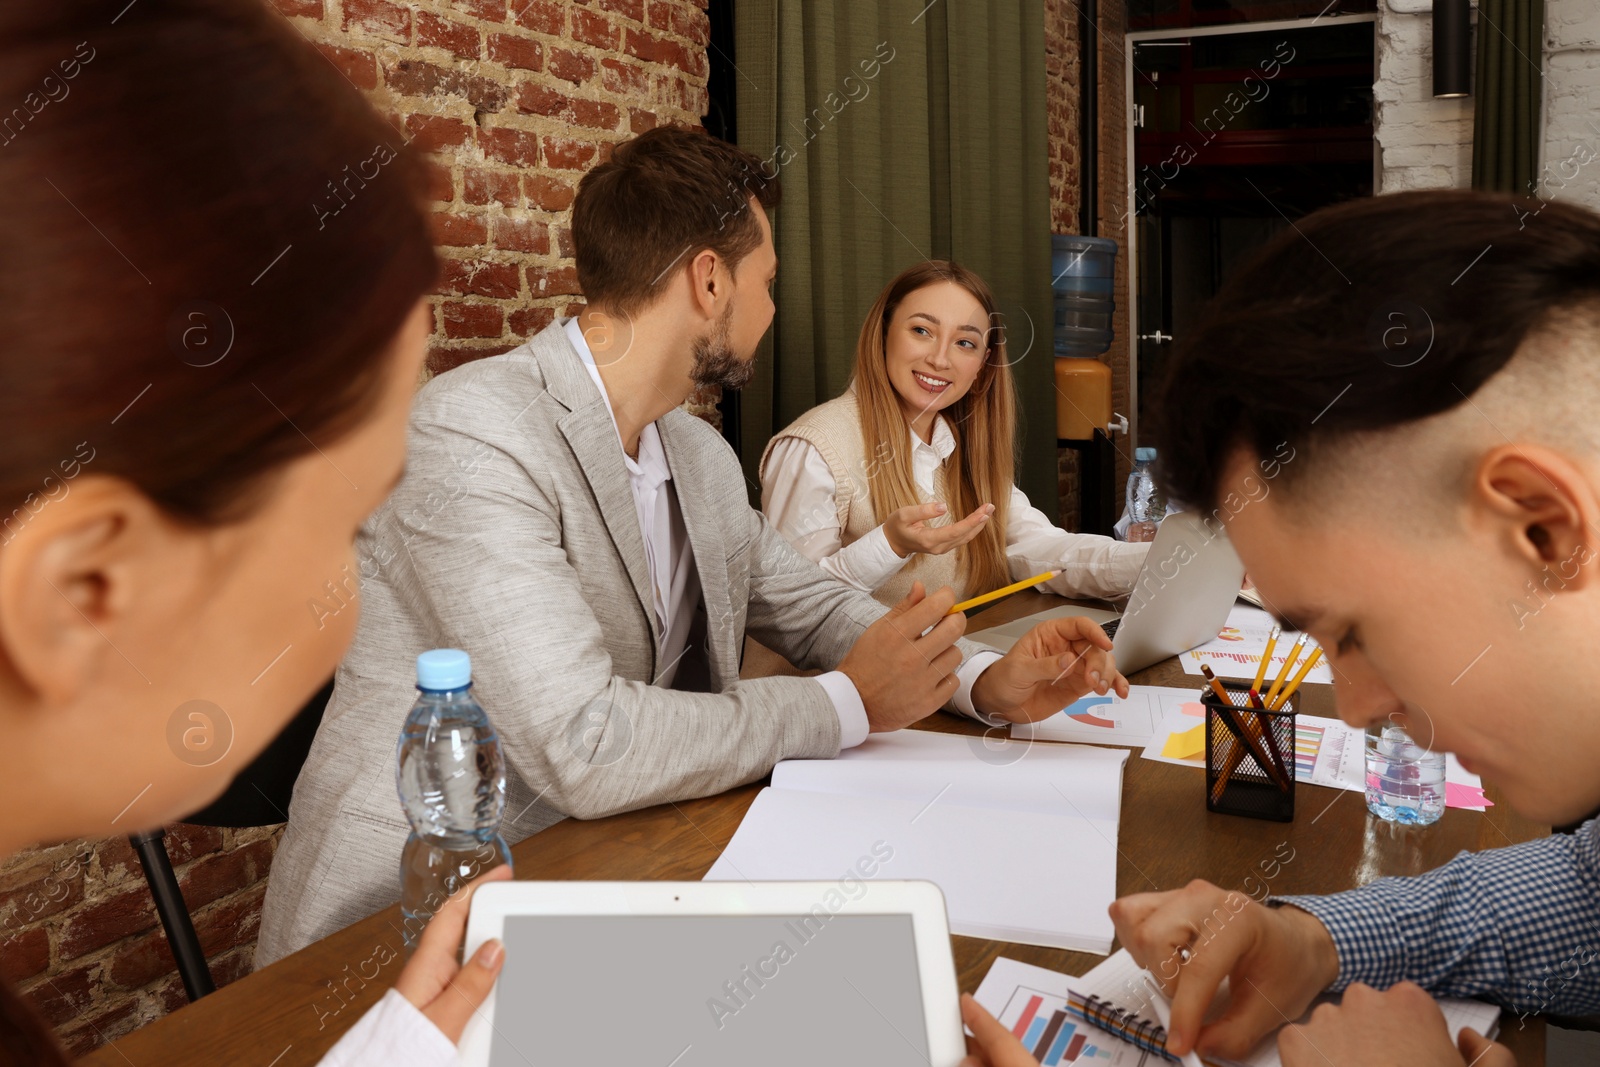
[854,261,1016,594]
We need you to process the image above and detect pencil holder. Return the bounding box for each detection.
[1203,679,1296,822]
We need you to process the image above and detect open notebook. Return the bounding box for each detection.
[704,730,1128,953]
[974,952,1502,1067]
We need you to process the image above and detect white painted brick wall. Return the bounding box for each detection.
[1373,0,1600,210]
[1374,0,1474,192]
[1541,0,1600,209]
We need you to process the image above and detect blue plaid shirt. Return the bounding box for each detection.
[1278,818,1600,1019]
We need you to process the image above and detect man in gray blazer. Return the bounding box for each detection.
[258,127,1124,964]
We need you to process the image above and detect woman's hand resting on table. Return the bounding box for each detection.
[394,865,511,1041]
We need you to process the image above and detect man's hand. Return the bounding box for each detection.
[1109,879,1339,1058]
[1281,983,1516,1067]
[839,581,966,732]
[960,993,1042,1067]
[394,864,512,1042]
[969,616,1128,723]
[884,502,994,558]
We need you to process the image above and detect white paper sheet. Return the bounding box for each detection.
[705,786,1120,953]
[1179,605,1333,685]
[1137,706,1214,769]
[1011,685,1207,747]
[1290,715,1491,810]
[773,729,1129,822]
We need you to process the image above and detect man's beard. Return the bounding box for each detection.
[689,304,755,390]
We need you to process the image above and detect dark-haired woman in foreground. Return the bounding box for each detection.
[0,2,502,1063]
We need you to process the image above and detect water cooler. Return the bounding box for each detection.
[1052,234,1124,535]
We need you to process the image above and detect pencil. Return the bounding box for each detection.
[1261,632,1308,708]
[946,569,1059,615]
[1252,626,1280,693]
[1268,647,1324,710]
[1209,712,1259,804]
[1201,666,1289,793]
[1202,666,1287,788]
[1209,704,1290,802]
[1209,712,1291,801]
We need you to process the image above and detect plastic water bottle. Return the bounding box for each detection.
[1125,447,1167,542]
[1364,721,1446,825]
[396,649,511,949]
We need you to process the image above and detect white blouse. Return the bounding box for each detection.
[762,416,1148,601]
[315,988,458,1067]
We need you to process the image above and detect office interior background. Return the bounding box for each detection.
[1,0,1595,1053]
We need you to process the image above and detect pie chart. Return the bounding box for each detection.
[1063,694,1117,729]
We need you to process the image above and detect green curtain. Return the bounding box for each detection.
[1471,0,1544,192]
[734,0,1056,510]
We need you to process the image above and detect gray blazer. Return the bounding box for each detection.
[258,320,971,964]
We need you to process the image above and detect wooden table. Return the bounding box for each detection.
[86,591,1548,1065]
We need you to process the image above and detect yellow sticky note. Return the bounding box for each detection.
[1161,723,1206,761]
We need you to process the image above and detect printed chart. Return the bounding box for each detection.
[1014,686,1203,747]
[998,987,1124,1066]
[1294,718,1362,790]
[975,958,1153,1067]
[1179,605,1332,685]
[1292,715,1491,810]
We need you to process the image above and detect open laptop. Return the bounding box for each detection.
[460,880,967,1067]
[972,510,1245,675]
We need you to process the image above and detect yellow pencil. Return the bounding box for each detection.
[1261,632,1307,707]
[947,570,1060,615]
[1269,647,1324,710]
[1252,625,1280,693]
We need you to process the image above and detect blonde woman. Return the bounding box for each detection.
[761,261,1149,606]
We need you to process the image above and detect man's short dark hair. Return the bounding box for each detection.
[572,125,780,315]
[1154,189,1600,511]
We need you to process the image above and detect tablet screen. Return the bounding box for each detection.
[487,913,931,1066]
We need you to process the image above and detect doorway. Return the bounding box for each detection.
[1125,13,1376,449]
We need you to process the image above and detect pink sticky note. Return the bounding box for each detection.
[1180,701,1206,718]
[1445,782,1494,810]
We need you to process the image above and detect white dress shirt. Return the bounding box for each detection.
[762,415,1148,601]
[565,319,871,745]
[314,988,455,1067]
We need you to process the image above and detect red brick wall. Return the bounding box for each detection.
[0,0,711,1052]
[1045,1,1081,235]
[1046,0,1082,530]
[0,827,277,1055]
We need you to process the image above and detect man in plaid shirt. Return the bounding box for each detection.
[958,191,1600,1067]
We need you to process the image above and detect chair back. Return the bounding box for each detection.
[182,678,334,827]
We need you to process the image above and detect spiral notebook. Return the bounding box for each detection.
[973,952,1502,1067]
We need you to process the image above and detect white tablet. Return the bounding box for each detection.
[459,880,966,1067]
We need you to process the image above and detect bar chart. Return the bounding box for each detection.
[998,986,1130,1065]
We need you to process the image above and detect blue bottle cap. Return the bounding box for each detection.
[416,648,472,691]
[1135,447,1157,463]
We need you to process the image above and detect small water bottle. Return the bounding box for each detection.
[396,649,511,949]
[1125,447,1167,542]
[1364,720,1446,825]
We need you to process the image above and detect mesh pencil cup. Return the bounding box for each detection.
[1203,679,1296,821]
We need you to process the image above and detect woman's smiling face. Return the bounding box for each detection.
[883,281,991,433]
